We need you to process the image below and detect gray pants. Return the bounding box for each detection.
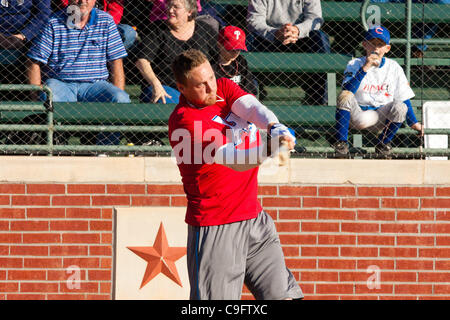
[187,211,303,300]
[337,90,408,132]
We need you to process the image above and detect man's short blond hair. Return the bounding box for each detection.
[172,49,209,85]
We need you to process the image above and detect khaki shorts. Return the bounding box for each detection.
[187,210,303,300]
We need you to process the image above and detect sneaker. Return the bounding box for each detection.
[333,141,349,158]
[375,142,392,158]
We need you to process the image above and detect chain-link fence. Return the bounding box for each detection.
[0,0,448,158]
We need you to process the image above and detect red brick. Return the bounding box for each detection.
[52,196,91,206]
[382,271,417,282]
[382,198,419,209]
[342,198,379,208]
[279,234,317,245]
[279,209,316,220]
[67,184,105,194]
[24,258,62,268]
[358,235,395,246]
[355,284,394,294]
[0,184,25,194]
[282,246,299,257]
[50,221,89,231]
[0,221,8,231]
[258,186,277,195]
[20,282,59,293]
[420,224,450,234]
[262,197,300,207]
[27,208,65,219]
[23,233,61,244]
[301,271,338,282]
[147,184,185,195]
[62,233,100,244]
[0,233,21,243]
[356,259,395,270]
[66,208,101,219]
[436,187,450,197]
[171,196,187,206]
[397,187,434,197]
[357,210,396,221]
[59,281,99,293]
[131,196,169,206]
[435,285,450,294]
[89,246,112,256]
[340,247,378,257]
[380,247,417,258]
[395,284,432,295]
[100,282,111,294]
[275,221,299,232]
[381,223,419,233]
[316,284,354,294]
[397,210,434,221]
[318,209,355,220]
[301,222,339,232]
[50,245,88,256]
[318,186,355,196]
[63,258,100,268]
[437,211,450,221]
[435,261,450,270]
[303,197,340,208]
[8,270,47,281]
[47,294,86,300]
[279,186,316,196]
[418,272,449,282]
[0,257,23,268]
[88,270,111,281]
[107,184,145,194]
[437,236,450,246]
[101,233,112,244]
[397,235,434,246]
[357,187,395,197]
[100,258,112,269]
[12,195,50,206]
[89,221,112,231]
[419,248,450,258]
[27,184,65,194]
[318,235,356,245]
[6,294,45,300]
[339,271,369,282]
[0,196,10,205]
[0,208,25,219]
[318,259,356,269]
[341,222,379,233]
[0,246,8,255]
[0,283,19,293]
[396,259,433,270]
[101,208,113,219]
[10,220,48,231]
[301,246,339,257]
[421,198,450,209]
[10,246,48,256]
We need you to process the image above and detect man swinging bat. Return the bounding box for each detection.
[168,49,302,300]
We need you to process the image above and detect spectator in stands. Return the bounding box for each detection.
[58,0,136,49]
[247,0,331,105]
[135,0,218,103]
[147,0,223,32]
[333,26,423,158]
[0,0,51,95]
[370,0,450,58]
[27,0,130,145]
[214,26,258,96]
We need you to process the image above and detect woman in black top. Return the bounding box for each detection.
[214,26,258,96]
[135,0,218,103]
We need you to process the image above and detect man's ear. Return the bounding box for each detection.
[385,45,391,53]
[176,82,185,95]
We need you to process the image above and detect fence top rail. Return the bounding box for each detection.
[210,1,450,23]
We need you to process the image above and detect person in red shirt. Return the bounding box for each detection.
[59,0,136,49]
[169,49,303,300]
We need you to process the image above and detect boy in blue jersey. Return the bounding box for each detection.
[27,0,130,145]
[333,26,423,158]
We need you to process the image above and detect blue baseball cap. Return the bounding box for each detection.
[365,26,390,45]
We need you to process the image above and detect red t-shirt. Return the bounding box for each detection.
[168,78,262,226]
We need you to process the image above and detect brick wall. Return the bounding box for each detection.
[0,182,449,300]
